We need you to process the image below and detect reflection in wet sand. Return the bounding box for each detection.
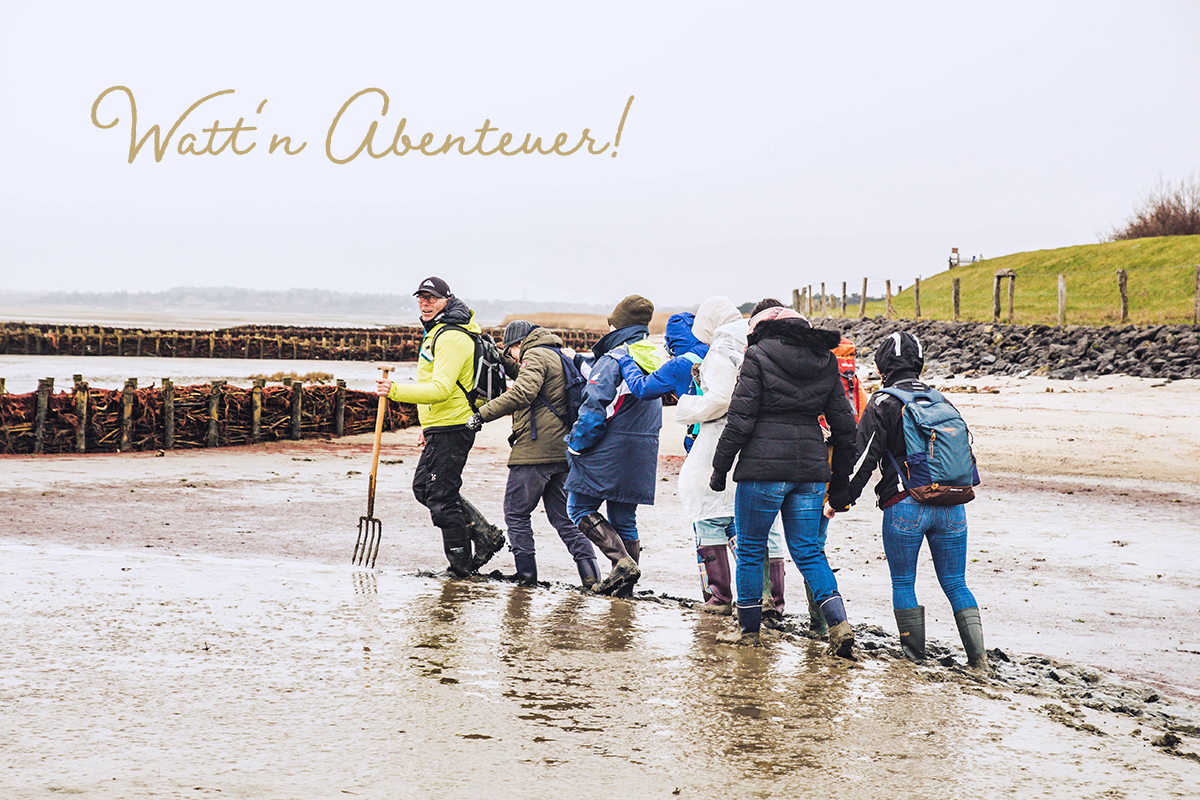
[1,544,1198,799]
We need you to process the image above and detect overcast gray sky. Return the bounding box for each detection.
[2,1,1197,308]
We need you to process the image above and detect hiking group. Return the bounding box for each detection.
[375,276,988,672]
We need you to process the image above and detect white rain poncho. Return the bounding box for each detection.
[675,297,747,523]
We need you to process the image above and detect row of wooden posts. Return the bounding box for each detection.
[792,266,1200,324]
[0,324,601,359]
[23,375,347,455]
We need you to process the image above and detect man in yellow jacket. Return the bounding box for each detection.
[375,276,506,577]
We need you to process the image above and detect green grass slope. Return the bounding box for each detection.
[852,236,1200,325]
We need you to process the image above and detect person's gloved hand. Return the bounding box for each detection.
[709,471,727,493]
[827,481,852,513]
[465,413,484,432]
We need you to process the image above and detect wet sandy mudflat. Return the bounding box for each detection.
[2,375,1199,798]
[3,542,1199,800]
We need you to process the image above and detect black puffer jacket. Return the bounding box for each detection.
[712,319,857,487]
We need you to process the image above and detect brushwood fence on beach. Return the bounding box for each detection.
[0,323,603,360]
[0,378,418,456]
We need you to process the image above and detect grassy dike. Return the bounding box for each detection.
[854,236,1200,325]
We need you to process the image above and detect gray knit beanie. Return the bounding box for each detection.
[502,320,538,349]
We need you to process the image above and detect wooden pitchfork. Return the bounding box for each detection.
[353,364,392,568]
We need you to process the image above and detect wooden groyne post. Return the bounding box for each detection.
[74,375,88,453]
[120,379,136,452]
[34,378,52,455]
[251,379,264,442]
[163,379,175,450]
[335,379,346,437]
[207,381,223,448]
[952,278,961,322]
[914,278,922,319]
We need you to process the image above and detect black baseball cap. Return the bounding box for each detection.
[413,276,451,298]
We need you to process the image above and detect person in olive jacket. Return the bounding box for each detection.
[467,321,601,588]
[710,307,858,654]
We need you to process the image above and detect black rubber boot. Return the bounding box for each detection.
[805,580,828,637]
[954,607,989,673]
[577,512,640,595]
[894,606,926,661]
[698,545,733,615]
[576,558,601,590]
[613,539,641,598]
[461,498,507,572]
[820,593,855,660]
[513,553,537,586]
[440,526,474,577]
[717,602,762,646]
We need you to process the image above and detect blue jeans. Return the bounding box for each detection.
[567,492,639,543]
[881,497,977,612]
[734,481,837,607]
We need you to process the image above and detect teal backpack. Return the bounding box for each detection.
[879,387,980,506]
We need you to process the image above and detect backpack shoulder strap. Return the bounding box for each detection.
[429,323,476,356]
[877,387,914,404]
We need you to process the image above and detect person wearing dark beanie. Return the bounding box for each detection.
[607,294,655,330]
[565,294,667,596]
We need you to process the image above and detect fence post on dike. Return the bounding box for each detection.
[74,375,88,453]
[335,379,346,438]
[207,381,223,448]
[163,379,175,450]
[1058,274,1066,326]
[34,378,51,455]
[952,278,961,321]
[1194,265,1199,325]
[120,378,136,452]
[289,379,302,441]
[860,278,868,318]
[792,288,802,312]
[819,282,826,315]
[1116,270,1128,324]
[841,282,847,316]
[885,280,896,318]
[914,278,922,319]
[252,379,264,442]
[806,285,814,316]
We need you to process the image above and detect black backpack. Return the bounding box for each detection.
[430,324,508,412]
[527,345,587,440]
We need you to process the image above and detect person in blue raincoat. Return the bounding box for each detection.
[565,294,667,597]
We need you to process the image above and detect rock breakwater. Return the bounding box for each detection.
[817,318,1200,380]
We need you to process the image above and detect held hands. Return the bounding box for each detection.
[375,379,393,397]
[826,485,852,514]
[466,413,484,432]
[709,472,727,493]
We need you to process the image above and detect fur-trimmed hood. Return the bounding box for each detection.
[748,318,841,350]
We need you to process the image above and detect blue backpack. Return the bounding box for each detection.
[879,387,980,506]
[528,346,586,440]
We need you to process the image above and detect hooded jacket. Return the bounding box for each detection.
[386,296,481,429]
[712,318,856,486]
[616,312,709,400]
[564,324,663,505]
[476,326,572,466]
[847,330,943,507]
[673,297,747,522]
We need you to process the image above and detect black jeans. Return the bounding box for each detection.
[504,463,596,562]
[412,427,476,530]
